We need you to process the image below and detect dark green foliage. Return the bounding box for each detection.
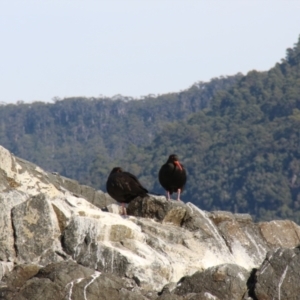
[0,75,240,187]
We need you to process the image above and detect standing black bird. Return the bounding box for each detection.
[106,167,148,215]
[159,154,187,201]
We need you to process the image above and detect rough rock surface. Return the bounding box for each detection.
[1,260,150,300]
[254,246,300,300]
[1,144,300,299]
[171,264,249,300]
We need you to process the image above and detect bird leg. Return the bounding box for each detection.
[176,189,181,201]
[121,203,127,215]
[166,191,171,201]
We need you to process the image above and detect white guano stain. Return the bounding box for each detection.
[204,292,217,300]
[187,203,228,249]
[111,248,115,272]
[278,266,288,300]
[66,278,84,300]
[83,271,101,300]
[259,262,269,276]
[237,272,245,281]
[244,230,266,262]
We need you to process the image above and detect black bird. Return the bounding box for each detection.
[106,167,148,215]
[159,154,187,201]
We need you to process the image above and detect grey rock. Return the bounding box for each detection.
[13,155,117,210]
[128,197,270,271]
[57,175,82,195]
[46,172,117,209]
[258,220,300,249]
[172,264,249,300]
[2,144,300,298]
[0,262,14,282]
[11,193,63,264]
[158,294,184,300]
[254,246,300,300]
[94,189,117,208]
[127,196,187,225]
[0,260,148,300]
[0,191,27,263]
[2,264,40,290]
[209,210,269,267]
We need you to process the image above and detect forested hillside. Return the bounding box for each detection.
[93,36,300,222]
[0,75,240,183]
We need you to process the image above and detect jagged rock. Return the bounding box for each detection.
[254,246,300,300]
[127,195,186,224]
[52,174,117,209]
[128,197,270,271]
[158,294,184,300]
[1,144,300,299]
[258,220,300,248]
[0,191,27,262]
[0,262,14,282]
[0,145,115,210]
[209,211,269,267]
[0,260,147,300]
[2,264,40,289]
[11,194,63,264]
[170,264,249,300]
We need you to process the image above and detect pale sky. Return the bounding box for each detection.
[0,0,300,103]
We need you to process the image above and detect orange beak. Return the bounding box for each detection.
[174,161,183,171]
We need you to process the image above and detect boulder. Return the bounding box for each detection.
[11,194,63,265]
[254,246,300,300]
[0,260,147,300]
[170,264,250,300]
[1,144,300,299]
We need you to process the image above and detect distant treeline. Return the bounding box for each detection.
[0,74,240,187]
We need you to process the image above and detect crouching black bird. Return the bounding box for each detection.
[106,167,148,215]
[159,154,187,201]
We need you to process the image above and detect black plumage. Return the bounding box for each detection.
[106,167,148,214]
[159,154,187,201]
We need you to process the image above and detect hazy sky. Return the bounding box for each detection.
[1,0,300,103]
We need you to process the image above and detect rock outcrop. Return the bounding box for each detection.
[0,144,299,299]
